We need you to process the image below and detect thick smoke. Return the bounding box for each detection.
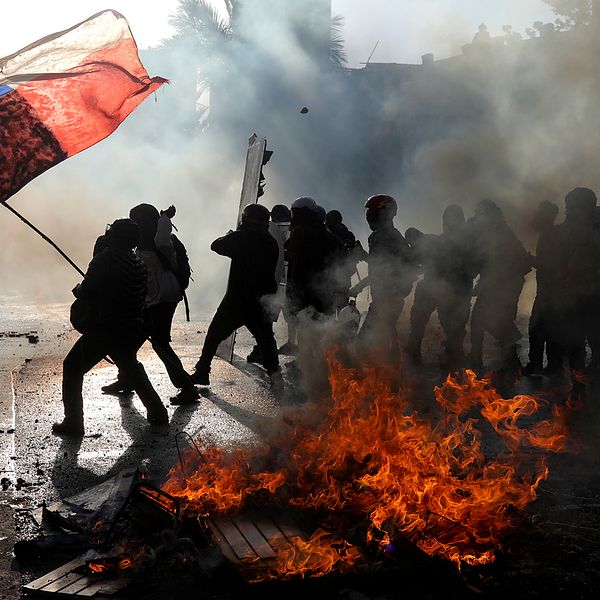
[2,1,599,320]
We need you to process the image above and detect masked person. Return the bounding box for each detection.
[326,209,363,316]
[553,188,600,374]
[248,204,291,363]
[405,227,439,365]
[101,204,198,405]
[191,204,282,389]
[351,194,416,360]
[406,207,475,369]
[468,200,532,371]
[53,219,168,436]
[434,205,476,369]
[524,201,561,375]
[285,197,343,321]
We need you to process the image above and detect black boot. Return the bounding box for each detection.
[246,345,263,364]
[52,417,84,437]
[101,380,134,395]
[191,361,210,386]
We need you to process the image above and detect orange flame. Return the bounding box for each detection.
[164,353,575,577]
[88,556,133,573]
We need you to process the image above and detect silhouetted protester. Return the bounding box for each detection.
[269,204,298,355]
[524,201,562,375]
[285,197,342,321]
[101,204,198,405]
[248,204,291,363]
[351,195,415,359]
[434,205,476,368]
[405,227,439,364]
[468,200,531,371]
[191,204,282,389]
[405,208,474,369]
[553,188,600,374]
[472,23,492,47]
[53,219,168,436]
[588,205,600,370]
[326,209,362,315]
[326,210,355,248]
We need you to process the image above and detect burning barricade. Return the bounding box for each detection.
[22,351,575,596]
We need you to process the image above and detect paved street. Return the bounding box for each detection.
[0,296,286,598]
[1,295,600,599]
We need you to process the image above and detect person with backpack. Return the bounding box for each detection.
[101,203,198,405]
[53,219,168,436]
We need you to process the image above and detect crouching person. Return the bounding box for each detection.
[53,219,168,436]
[191,204,282,390]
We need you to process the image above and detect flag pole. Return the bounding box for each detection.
[1,201,85,277]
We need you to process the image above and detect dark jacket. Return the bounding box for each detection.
[285,220,343,313]
[434,232,476,292]
[77,247,147,332]
[368,225,415,302]
[211,224,278,303]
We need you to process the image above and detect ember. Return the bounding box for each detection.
[88,555,133,574]
[164,352,574,578]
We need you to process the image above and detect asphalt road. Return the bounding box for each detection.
[1,295,600,599]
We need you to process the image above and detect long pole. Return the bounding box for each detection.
[2,201,85,277]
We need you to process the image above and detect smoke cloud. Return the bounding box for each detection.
[1,2,599,322]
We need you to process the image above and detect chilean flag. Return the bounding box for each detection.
[0,10,168,203]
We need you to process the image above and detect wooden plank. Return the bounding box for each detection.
[253,516,288,550]
[38,571,87,594]
[275,518,305,544]
[76,576,133,597]
[234,518,277,559]
[24,558,85,591]
[57,575,98,595]
[206,519,241,565]
[212,518,258,561]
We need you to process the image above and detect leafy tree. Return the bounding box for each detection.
[543,0,593,29]
[167,0,237,48]
[166,0,345,67]
[329,14,347,68]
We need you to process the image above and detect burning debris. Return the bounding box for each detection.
[19,349,577,597]
[163,352,574,579]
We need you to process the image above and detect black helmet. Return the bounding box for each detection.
[326,210,343,226]
[242,203,270,225]
[271,204,291,223]
[565,187,597,223]
[105,218,140,249]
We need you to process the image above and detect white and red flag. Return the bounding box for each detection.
[0,10,168,203]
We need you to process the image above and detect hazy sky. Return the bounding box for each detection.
[2,1,555,66]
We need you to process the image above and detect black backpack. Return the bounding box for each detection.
[171,234,192,291]
[158,234,193,320]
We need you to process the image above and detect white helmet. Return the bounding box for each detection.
[292,196,318,211]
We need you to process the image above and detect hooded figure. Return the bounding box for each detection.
[552,188,600,373]
[468,200,532,371]
[102,203,198,405]
[53,219,167,436]
[285,197,342,317]
[406,205,474,368]
[524,200,561,375]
